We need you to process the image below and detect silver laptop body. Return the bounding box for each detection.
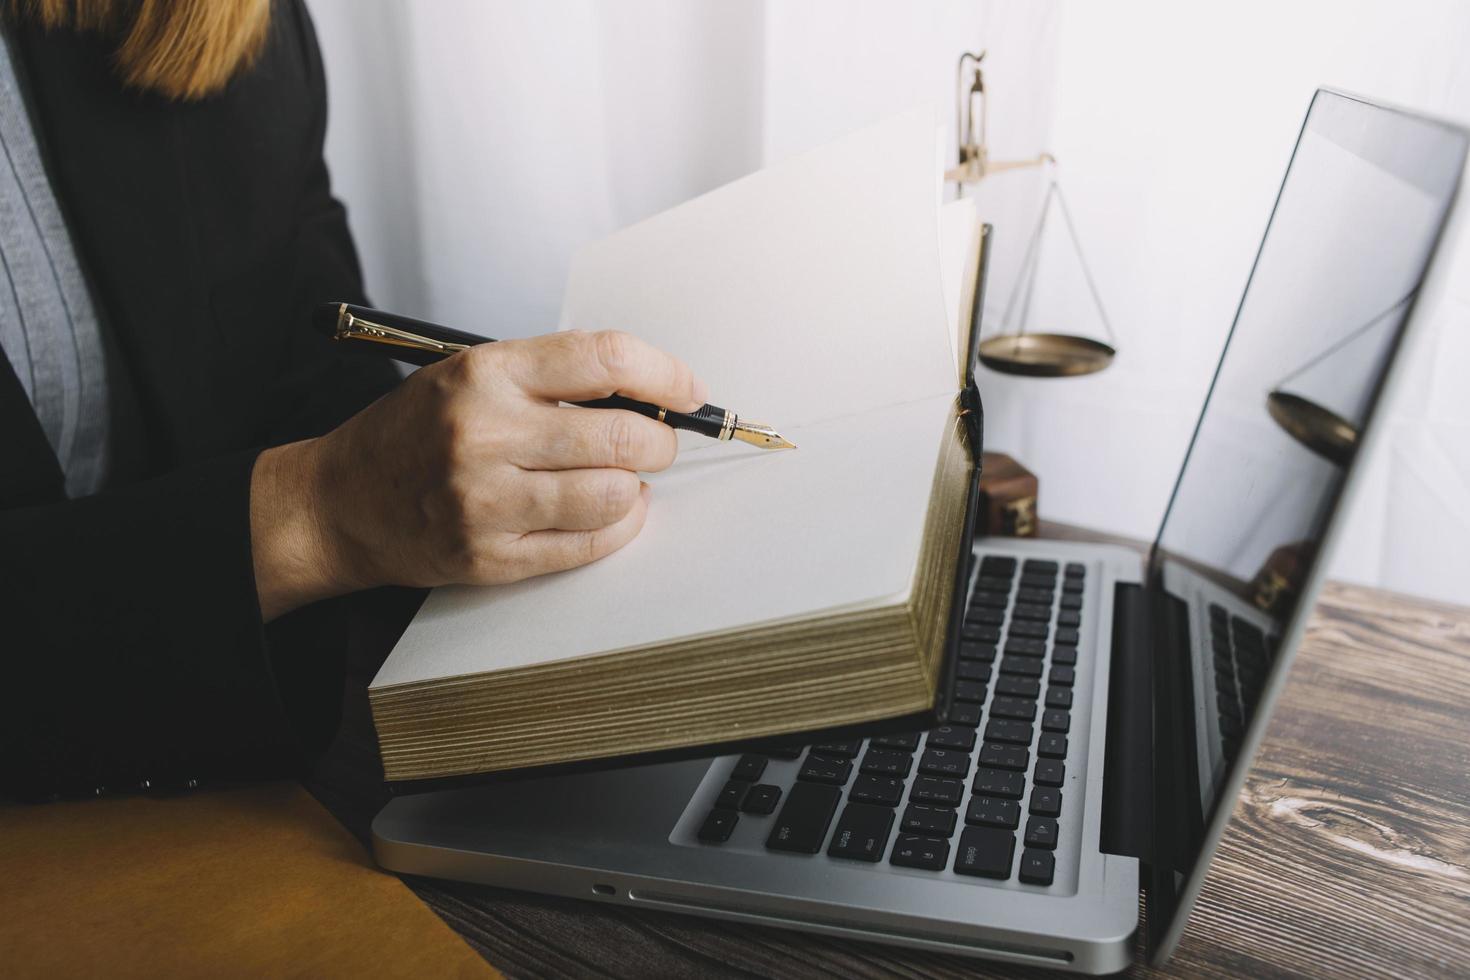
[372,91,1468,973]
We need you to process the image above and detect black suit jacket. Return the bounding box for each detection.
[0,2,403,797]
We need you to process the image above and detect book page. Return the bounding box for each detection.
[559,108,954,433]
[372,392,956,688]
[938,195,980,376]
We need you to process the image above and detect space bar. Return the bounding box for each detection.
[765,782,841,853]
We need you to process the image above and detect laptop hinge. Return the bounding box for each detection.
[1099,582,1152,860]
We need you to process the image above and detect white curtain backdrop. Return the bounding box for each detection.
[310,0,1470,606]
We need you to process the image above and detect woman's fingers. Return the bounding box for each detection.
[512,468,644,531]
[509,330,708,412]
[506,483,650,576]
[511,404,678,472]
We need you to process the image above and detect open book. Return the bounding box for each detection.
[370,111,988,784]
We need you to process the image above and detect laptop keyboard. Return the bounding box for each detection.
[1208,602,1278,765]
[682,555,1088,888]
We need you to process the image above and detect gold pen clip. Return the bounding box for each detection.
[332,302,471,356]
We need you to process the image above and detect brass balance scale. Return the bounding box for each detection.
[950,50,1379,463]
[946,51,1117,378]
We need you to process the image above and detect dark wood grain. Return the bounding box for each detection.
[306,540,1470,979]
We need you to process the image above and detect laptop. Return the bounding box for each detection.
[371,91,1468,972]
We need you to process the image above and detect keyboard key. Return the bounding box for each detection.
[1213,632,1233,658]
[948,701,982,727]
[732,754,767,782]
[959,641,997,662]
[872,732,921,751]
[1219,711,1242,739]
[1222,690,1244,721]
[1232,615,1265,648]
[980,743,1029,772]
[1215,669,1238,697]
[990,695,1037,721]
[1030,787,1063,817]
[763,742,805,760]
[1019,848,1055,885]
[1017,587,1054,605]
[902,803,958,836]
[1049,665,1076,687]
[1023,559,1059,575]
[799,756,852,785]
[1001,657,1043,678]
[828,803,895,862]
[972,591,1009,609]
[1065,562,1085,578]
[1004,637,1048,658]
[860,748,913,778]
[1062,579,1084,595]
[976,575,1013,592]
[698,809,738,843]
[966,607,1006,627]
[741,784,782,814]
[811,740,862,759]
[1237,644,1267,675]
[927,725,977,751]
[919,748,971,779]
[966,796,1021,829]
[1057,610,1082,628]
[957,661,992,683]
[997,676,1041,698]
[962,624,1002,644]
[1051,645,1078,666]
[1042,710,1071,733]
[955,680,988,703]
[979,556,1017,578]
[984,719,1034,745]
[890,834,950,871]
[1055,627,1080,645]
[1045,687,1073,709]
[849,774,905,806]
[1034,759,1065,787]
[1009,621,1050,640]
[716,779,749,810]
[1038,734,1068,759]
[1011,603,1052,622]
[1025,816,1058,850]
[910,776,964,807]
[1059,594,1083,610]
[766,783,842,853]
[973,767,1026,799]
[954,827,1015,879]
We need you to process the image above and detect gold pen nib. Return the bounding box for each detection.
[731,419,797,450]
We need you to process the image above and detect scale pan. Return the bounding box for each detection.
[1266,390,1357,466]
[977,333,1115,378]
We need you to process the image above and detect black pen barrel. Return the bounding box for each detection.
[576,397,731,439]
[316,302,747,444]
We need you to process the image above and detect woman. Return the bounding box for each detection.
[0,0,702,798]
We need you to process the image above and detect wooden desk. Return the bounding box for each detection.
[307,525,1470,979]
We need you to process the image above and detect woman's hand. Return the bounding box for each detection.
[249,330,707,622]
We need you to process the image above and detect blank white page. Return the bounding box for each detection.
[371,392,955,689]
[938,195,979,375]
[559,108,954,432]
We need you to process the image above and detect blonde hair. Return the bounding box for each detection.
[10,0,272,101]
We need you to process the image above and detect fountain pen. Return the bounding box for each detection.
[311,302,796,451]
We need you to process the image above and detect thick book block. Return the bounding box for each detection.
[369,110,988,784]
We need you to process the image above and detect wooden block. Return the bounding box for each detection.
[978,452,1038,537]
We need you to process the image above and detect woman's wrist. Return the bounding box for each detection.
[250,438,364,622]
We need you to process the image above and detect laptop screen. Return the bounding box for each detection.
[1145,91,1466,950]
